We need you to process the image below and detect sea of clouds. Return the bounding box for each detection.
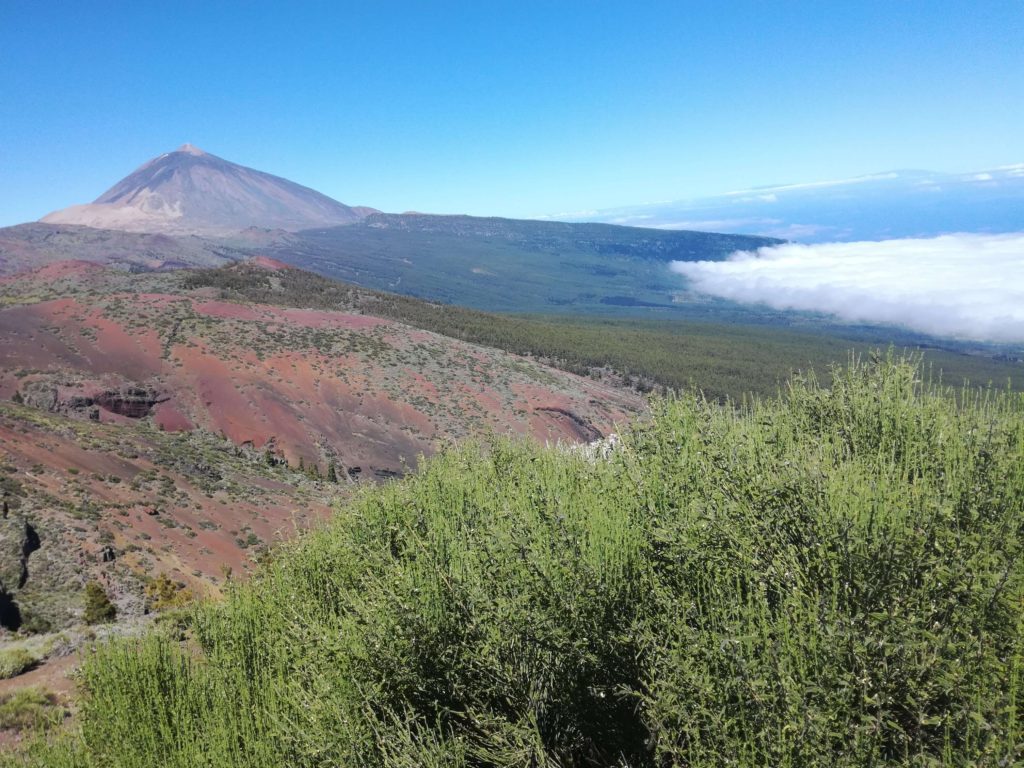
[670,233,1024,343]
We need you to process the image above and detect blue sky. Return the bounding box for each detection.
[2,1,1022,226]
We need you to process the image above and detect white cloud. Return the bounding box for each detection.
[607,215,653,225]
[532,209,599,220]
[670,233,1024,343]
[651,217,782,232]
[724,172,900,197]
[756,222,844,240]
[732,193,779,204]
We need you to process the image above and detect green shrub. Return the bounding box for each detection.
[0,688,64,733]
[82,583,115,625]
[20,356,1024,766]
[18,610,52,636]
[144,574,192,613]
[0,648,37,679]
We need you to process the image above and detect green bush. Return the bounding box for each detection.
[19,609,53,636]
[82,583,116,625]
[0,688,64,733]
[144,574,192,613]
[15,356,1024,766]
[0,648,37,680]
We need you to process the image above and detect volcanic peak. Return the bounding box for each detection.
[41,146,372,235]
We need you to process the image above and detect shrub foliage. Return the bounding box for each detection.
[82,583,116,626]
[13,355,1024,766]
[0,648,37,680]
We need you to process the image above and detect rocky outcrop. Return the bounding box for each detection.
[15,380,166,419]
[18,382,59,412]
[0,516,41,629]
[0,517,40,592]
[94,387,167,418]
[533,407,604,443]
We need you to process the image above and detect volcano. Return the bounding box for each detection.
[41,144,374,234]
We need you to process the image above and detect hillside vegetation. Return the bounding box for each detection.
[264,213,781,313]
[184,263,1024,400]
[10,355,1023,766]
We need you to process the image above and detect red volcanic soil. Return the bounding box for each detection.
[191,299,388,330]
[152,400,194,431]
[0,300,164,384]
[0,262,647,697]
[246,255,294,271]
[0,261,644,633]
[0,398,339,700]
[0,407,331,577]
[189,300,267,322]
[0,274,643,478]
[0,259,104,283]
[0,258,652,711]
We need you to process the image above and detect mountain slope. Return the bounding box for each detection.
[182,261,1024,401]
[24,145,782,314]
[0,260,642,477]
[0,258,643,638]
[19,356,1023,766]
[0,399,335,631]
[5,211,781,315]
[267,213,783,313]
[41,145,373,235]
[0,223,250,275]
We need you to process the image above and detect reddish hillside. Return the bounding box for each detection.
[0,260,644,634]
[0,400,333,614]
[0,265,641,476]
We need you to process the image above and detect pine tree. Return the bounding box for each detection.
[83,582,116,624]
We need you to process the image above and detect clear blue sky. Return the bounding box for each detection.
[2,1,1022,226]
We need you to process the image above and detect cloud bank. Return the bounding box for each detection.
[670,233,1024,343]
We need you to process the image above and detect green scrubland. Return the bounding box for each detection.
[9,355,1023,766]
[182,263,1024,401]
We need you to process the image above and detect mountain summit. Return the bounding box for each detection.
[42,145,374,234]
